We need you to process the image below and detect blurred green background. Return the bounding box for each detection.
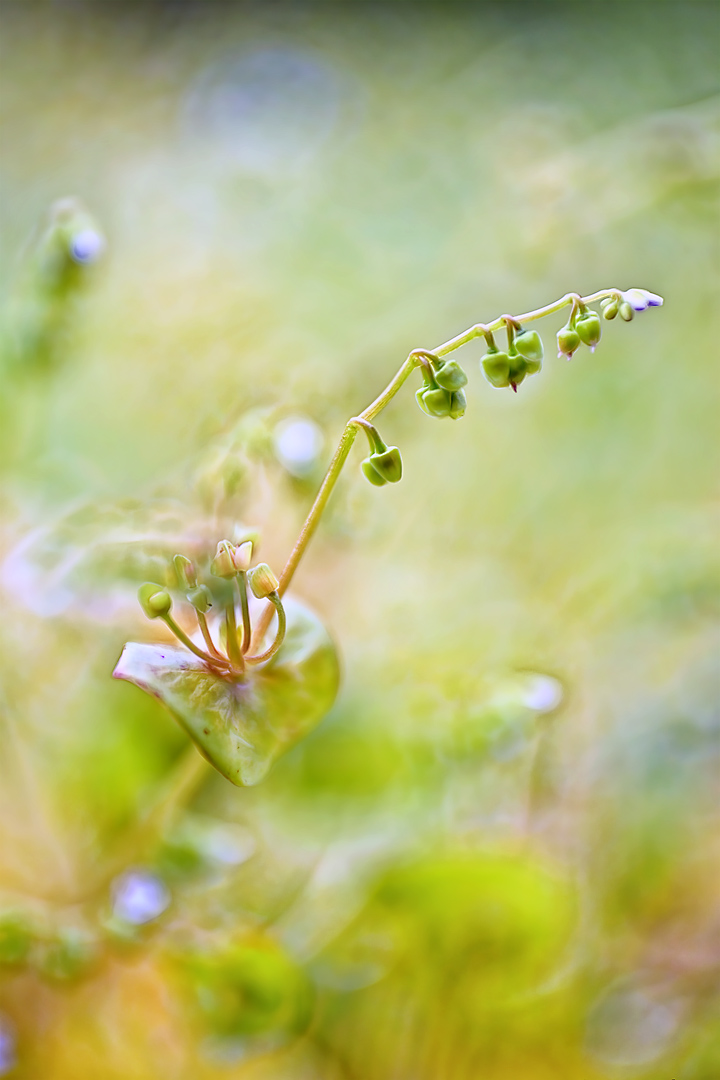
[0,1,719,1077]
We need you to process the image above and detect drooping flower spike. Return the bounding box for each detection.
[119,284,663,789]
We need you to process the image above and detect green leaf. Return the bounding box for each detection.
[113,598,340,787]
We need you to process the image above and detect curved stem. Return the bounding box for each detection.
[249,286,652,647]
[162,613,232,670]
[246,593,286,666]
[476,324,496,350]
[351,416,386,454]
[409,350,438,385]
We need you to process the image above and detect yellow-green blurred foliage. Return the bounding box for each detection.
[0,1,718,1077]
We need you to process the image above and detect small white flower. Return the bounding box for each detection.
[622,288,664,312]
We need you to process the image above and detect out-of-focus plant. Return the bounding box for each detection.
[1,196,105,378]
[0,198,105,473]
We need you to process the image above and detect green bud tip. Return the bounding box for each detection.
[601,298,619,321]
[173,553,197,590]
[557,325,581,360]
[232,540,253,572]
[138,583,172,619]
[619,301,634,322]
[575,311,602,351]
[211,540,237,579]
[186,584,213,614]
[513,328,544,363]
[248,563,280,599]
[434,359,468,392]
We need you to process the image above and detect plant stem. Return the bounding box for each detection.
[237,571,252,654]
[249,287,635,647]
[351,416,386,454]
[163,613,231,670]
[196,610,226,662]
[224,602,244,671]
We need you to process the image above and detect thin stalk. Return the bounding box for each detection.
[236,571,252,654]
[250,287,639,648]
[224,601,244,671]
[196,610,226,662]
[351,416,386,454]
[246,594,286,666]
[162,613,231,670]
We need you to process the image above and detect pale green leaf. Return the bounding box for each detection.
[113,598,340,787]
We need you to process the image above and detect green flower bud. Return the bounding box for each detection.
[575,311,602,349]
[449,389,467,419]
[366,446,403,483]
[138,583,172,619]
[248,563,279,599]
[232,540,253,572]
[211,541,237,579]
[173,554,197,590]
[361,458,388,486]
[601,297,619,320]
[481,349,511,388]
[557,324,581,360]
[514,328,544,363]
[186,584,213,614]
[619,301,634,322]
[416,386,452,418]
[434,359,468,392]
[507,351,528,390]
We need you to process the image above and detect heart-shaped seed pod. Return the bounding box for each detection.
[482,349,511,388]
[368,446,403,483]
[557,324,581,360]
[575,311,602,348]
[361,458,387,486]
[507,351,528,390]
[514,328,544,363]
[417,386,453,418]
[434,359,468,392]
[449,389,467,419]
